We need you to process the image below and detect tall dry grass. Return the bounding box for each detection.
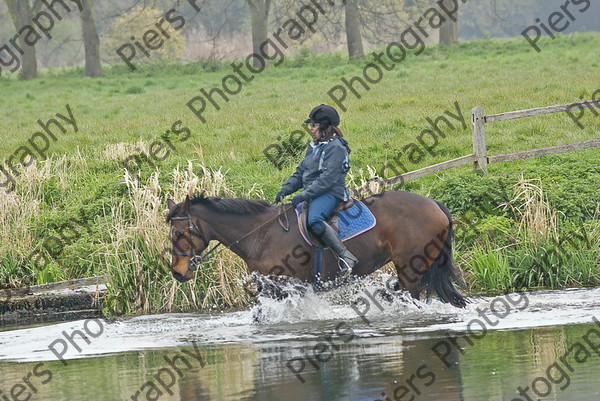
[102,141,148,162]
[0,154,88,287]
[347,165,386,198]
[100,156,255,316]
[466,176,600,292]
[507,176,559,245]
[0,189,39,287]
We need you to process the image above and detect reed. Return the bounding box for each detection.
[0,154,90,287]
[347,165,385,198]
[463,178,600,292]
[100,158,251,316]
[507,176,558,245]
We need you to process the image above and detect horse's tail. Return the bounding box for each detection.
[419,201,469,308]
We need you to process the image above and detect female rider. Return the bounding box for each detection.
[275,104,357,277]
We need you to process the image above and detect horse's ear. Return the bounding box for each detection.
[182,195,191,213]
[167,198,176,212]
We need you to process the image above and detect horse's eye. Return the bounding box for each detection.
[176,231,185,238]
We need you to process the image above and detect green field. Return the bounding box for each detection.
[1,33,599,315]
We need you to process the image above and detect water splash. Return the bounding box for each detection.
[249,273,461,325]
[2,275,599,363]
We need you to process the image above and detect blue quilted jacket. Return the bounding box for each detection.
[281,137,351,202]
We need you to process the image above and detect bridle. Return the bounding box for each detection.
[169,204,292,279]
[170,215,221,277]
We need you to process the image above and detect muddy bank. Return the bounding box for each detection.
[0,277,106,328]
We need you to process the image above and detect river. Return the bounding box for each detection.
[1,276,599,401]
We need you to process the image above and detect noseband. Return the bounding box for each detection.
[170,214,219,277]
[169,204,292,280]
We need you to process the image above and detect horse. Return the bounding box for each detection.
[166,190,468,308]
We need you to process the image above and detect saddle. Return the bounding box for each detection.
[296,198,376,248]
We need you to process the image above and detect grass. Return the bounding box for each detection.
[459,177,600,293]
[99,161,252,316]
[0,33,599,314]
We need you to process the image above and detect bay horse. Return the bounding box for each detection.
[166,191,468,308]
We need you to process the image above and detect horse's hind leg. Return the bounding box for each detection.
[394,263,421,300]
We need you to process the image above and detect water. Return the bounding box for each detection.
[1,277,599,401]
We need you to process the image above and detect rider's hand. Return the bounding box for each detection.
[275,190,286,204]
[291,195,304,207]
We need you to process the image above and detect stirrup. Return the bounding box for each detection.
[338,258,354,278]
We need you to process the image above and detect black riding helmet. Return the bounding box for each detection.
[304,104,340,127]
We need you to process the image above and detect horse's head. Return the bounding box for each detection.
[166,196,210,283]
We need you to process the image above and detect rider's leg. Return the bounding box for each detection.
[308,193,339,235]
[308,194,358,276]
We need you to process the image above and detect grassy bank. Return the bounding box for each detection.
[0,33,599,315]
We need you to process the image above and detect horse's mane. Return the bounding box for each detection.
[166,194,273,221]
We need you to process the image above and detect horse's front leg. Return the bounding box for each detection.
[243,272,308,301]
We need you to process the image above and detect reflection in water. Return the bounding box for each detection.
[4,324,596,401]
[1,288,600,401]
[176,336,466,401]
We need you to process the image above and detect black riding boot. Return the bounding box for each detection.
[318,222,358,277]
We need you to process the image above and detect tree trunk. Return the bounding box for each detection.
[245,0,271,69]
[439,0,458,45]
[80,0,102,77]
[6,0,38,79]
[344,0,364,60]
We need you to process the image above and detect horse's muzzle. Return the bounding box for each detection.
[172,257,200,283]
[172,271,191,283]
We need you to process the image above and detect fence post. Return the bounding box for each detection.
[471,106,488,172]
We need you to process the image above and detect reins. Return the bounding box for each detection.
[224,204,291,250]
[278,203,290,232]
[172,203,293,268]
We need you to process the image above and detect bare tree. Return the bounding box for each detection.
[5,0,42,80]
[356,0,417,45]
[345,0,364,60]
[439,0,458,45]
[275,0,419,61]
[180,0,248,61]
[80,0,102,77]
[244,0,271,68]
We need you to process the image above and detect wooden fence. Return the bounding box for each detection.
[354,100,600,194]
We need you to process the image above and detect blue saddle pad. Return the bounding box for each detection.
[296,198,376,242]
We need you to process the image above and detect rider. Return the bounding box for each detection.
[275,104,358,277]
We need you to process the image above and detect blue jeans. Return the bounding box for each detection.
[308,193,341,235]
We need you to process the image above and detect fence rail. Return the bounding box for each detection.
[355,100,600,194]
[484,101,599,123]
[488,138,600,165]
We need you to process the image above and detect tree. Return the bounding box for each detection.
[80,0,102,77]
[244,0,271,68]
[101,7,185,68]
[344,0,364,60]
[273,0,417,62]
[354,0,416,45]
[5,0,42,80]
[439,0,458,45]
[459,0,545,40]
